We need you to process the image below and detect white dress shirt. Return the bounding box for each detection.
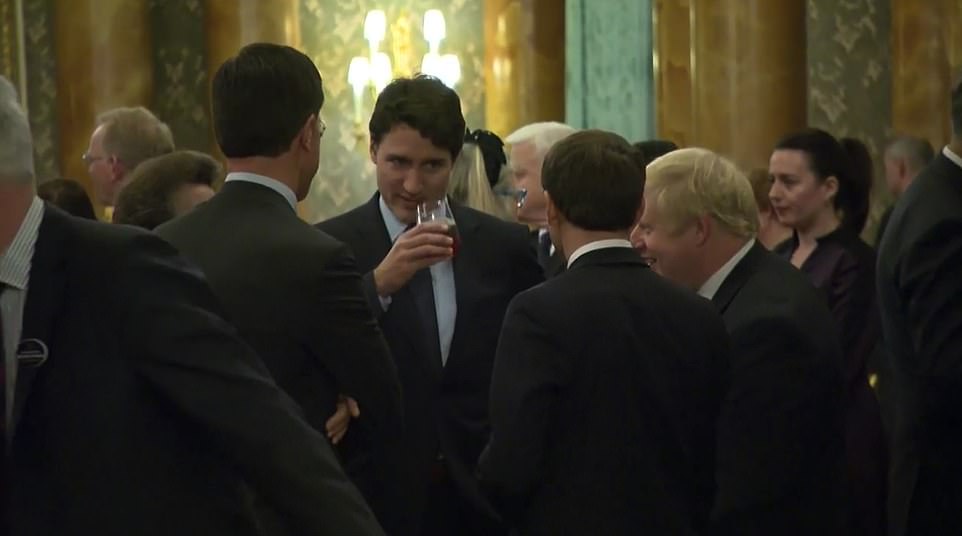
[225,171,297,211]
[943,146,962,170]
[697,239,755,299]
[0,196,43,428]
[566,239,633,267]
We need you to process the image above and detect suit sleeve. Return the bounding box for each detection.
[308,245,403,440]
[116,233,385,536]
[477,291,569,522]
[712,314,842,533]
[897,218,962,382]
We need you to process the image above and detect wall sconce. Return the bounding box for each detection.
[348,9,461,127]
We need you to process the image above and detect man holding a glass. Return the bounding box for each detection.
[318,75,543,536]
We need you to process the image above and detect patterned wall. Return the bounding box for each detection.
[807,0,892,239]
[21,0,59,180]
[565,0,654,142]
[13,0,483,218]
[299,0,484,222]
[148,0,211,153]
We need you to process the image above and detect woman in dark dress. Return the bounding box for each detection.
[769,128,886,535]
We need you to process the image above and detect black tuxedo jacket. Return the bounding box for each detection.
[478,247,730,535]
[156,181,402,521]
[11,206,382,535]
[877,152,962,536]
[317,194,544,532]
[709,243,848,535]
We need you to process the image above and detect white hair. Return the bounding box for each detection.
[505,121,577,158]
[0,76,35,183]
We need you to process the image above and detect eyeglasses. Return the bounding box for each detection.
[516,189,529,208]
[81,152,105,166]
[318,116,327,139]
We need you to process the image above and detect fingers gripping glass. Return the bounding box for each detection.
[416,198,461,256]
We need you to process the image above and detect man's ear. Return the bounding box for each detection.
[297,115,315,151]
[545,191,560,226]
[693,213,712,246]
[369,142,378,164]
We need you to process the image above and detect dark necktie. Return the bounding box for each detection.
[537,231,553,270]
[402,226,442,363]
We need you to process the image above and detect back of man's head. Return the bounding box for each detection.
[0,76,35,184]
[369,75,466,159]
[505,122,577,159]
[95,107,174,171]
[885,135,934,176]
[212,43,324,158]
[542,129,644,231]
[645,148,758,239]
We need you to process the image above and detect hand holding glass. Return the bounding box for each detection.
[416,199,460,256]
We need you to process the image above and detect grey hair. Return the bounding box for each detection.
[885,135,935,175]
[96,106,175,170]
[505,122,577,159]
[0,76,35,183]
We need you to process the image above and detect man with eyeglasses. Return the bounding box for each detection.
[504,122,577,278]
[156,43,402,535]
[83,106,174,209]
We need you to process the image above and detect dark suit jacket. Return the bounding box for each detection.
[876,152,962,536]
[11,205,382,535]
[317,194,544,533]
[156,181,402,524]
[478,247,731,536]
[709,242,848,535]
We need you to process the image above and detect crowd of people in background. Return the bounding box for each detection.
[2,41,961,536]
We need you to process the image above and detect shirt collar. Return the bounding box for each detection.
[566,239,633,268]
[225,171,297,211]
[943,146,962,170]
[698,238,755,299]
[378,195,457,243]
[378,195,408,243]
[0,196,44,290]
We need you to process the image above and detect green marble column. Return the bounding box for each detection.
[565,0,654,142]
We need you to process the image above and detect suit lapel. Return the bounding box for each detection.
[445,204,482,373]
[363,195,443,380]
[14,206,68,433]
[711,242,765,314]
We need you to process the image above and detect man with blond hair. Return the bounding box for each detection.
[634,148,849,535]
[84,106,175,207]
[505,121,577,276]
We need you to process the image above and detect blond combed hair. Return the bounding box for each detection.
[645,147,759,238]
[96,106,174,170]
[448,143,513,220]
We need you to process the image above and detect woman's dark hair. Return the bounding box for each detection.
[464,128,506,187]
[633,139,678,168]
[37,178,97,220]
[774,128,873,233]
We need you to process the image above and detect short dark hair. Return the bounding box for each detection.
[37,178,97,220]
[113,150,222,230]
[633,139,678,167]
[211,43,324,158]
[369,75,465,159]
[542,130,645,231]
[774,128,873,233]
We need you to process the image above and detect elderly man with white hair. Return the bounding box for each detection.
[505,121,577,276]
